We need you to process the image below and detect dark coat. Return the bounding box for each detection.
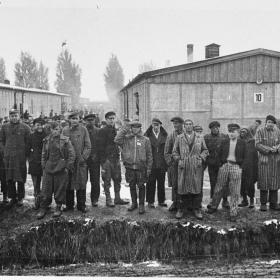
[0,122,31,183]
[241,138,258,186]
[219,137,246,167]
[86,124,101,163]
[144,126,168,171]
[28,130,47,176]
[98,124,120,164]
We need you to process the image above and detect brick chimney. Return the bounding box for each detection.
[187,44,193,63]
[205,43,220,59]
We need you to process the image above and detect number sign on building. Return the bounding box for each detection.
[254,92,264,103]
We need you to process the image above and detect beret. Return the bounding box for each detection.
[130,120,142,127]
[105,111,116,119]
[9,108,19,115]
[152,118,162,125]
[228,123,240,131]
[84,113,96,120]
[209,121,220,129]
[171,116,184,123]
[68,112,80,119]
[33,118,45,125]
[266,114,276,124]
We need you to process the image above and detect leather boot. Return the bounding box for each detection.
[104,187,115,207]
[138,186,145,214]
[34,196,40,210]
[169,202,177,212]
[128,186,138,211]
[114,191,129,205]
[37,208,47,219]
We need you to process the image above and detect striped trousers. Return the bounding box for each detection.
[211,162,242,216]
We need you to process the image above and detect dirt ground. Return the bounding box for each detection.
[1,168,280,276]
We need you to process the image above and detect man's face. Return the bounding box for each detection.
[51,126,61,137]
[34,122,43,132]
[239,129,247,139]
[86,118,95,127]
[173,121,183,131]
[131,126,141,135]
[184,121,193,133]
[255,121,260,127]
[106,115,116,126]
[266,120,275,130]
[152,122,161,133]
[211,126,219,135]
[10,113,20,123]
[228,129,239,140]
[70,116,79,127]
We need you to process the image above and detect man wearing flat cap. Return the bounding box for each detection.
[99,111,129,207]
[207,123,246,221]
[28,118,47,209]
[62,111,91,213]
[255,114,280,211]
[115,120,153,214]
[144,118,168,208]
[0,109,31,207]
[84,113,101,207]
[204,121,229,207]
[164,116,184,212]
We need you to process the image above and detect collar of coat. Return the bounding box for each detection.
[144,125,168,138]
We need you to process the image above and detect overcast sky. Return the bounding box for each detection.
[1,0,280,101]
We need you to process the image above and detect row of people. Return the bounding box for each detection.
[0,108,279,222]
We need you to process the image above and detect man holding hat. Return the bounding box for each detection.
[204,121,229,207]
[144,118,168,208]
[0,109,31,207]
[255,114,280,211]
[164,116,184,212]
[99,111,129,207]
[115,120,153,214]
[84,113,101,207]
[28,118,47,209]
[62,111,91,213]
[207,123,246,221]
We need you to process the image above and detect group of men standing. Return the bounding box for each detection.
[0,107,280,222]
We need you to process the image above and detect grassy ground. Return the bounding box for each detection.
[1,168,280,276]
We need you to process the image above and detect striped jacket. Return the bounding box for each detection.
[255,126,280,190]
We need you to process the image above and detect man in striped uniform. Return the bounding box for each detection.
[164,117,184,212]
[207,123,246,221]
[255,115,280,211]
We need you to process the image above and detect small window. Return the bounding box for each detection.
[135,92,139,116]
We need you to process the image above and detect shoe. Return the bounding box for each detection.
[175,209,183,219]
[148,203,155,209]
[53,205,62,217]
[128,203,138,212]
[193,209,203,220]
[207,207,217,214]
[114,198,129,205]
[139,205,145,214]
[269,203,280,211]
[17,199,24,207]
[91,201,98,207]
[222,199,230,209]
[229,215,237,222]
[7,199,17,208]
[168,203,177,212]
[249,198,254,208]
[63,206,74,212]
[37,209,47,220]
[238,200,249,207]
[106,200,115,207]
[77,207,87,213]
[2,196,8,204]
[260,204,267,211]
[159,203,168,207]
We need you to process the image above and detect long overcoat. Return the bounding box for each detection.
[172,132,208,195]
[255,126,280,190]
[62,125,91,190]
[28,130,47,176]
[0,122,31,183]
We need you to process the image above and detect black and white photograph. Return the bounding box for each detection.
[1,0,280,278]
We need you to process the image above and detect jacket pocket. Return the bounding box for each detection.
[259,154,268,165]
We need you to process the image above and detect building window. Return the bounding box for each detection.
[135,92,139,116]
